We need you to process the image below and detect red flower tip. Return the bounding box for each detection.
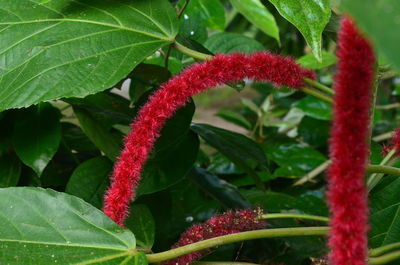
[102,51,315,226]
[162,208,266,265]
[327,17,375,265]
[391,128,400,154]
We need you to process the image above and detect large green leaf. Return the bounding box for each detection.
[73,106,121,161]
[191,123,268,188]
[13,103,61,176]
[137,130,199,196]
[204,32,265,54]
[268,0,331,61]
[0,153,21,187]
[263,136,327,178]
[341,0,400,71]
[125,204,155,250]
[0,0,178,111]
[0,187,147,265]
[182,0,226,30]
[66,156,112,209]
[188,166,251,209]
[230,0,280,43]
[370,176,400,248]
[293,96,332,120]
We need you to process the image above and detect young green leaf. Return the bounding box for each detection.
[230,0,280,43]
[268,0,331,61]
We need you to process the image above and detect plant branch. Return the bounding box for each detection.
[298,86,333,104]
[260,213,329,222]
[295,160,400,187]
[367,149,397,191]
[372,131,394,142]
[174,42,212,60]
[303,77,334,95]
[369,250,400,265]
[146,227,329,263]
[177,0,191,19]
[366,164,400,177]
[370,242,400,257]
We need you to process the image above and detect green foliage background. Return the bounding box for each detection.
[0,0,400,264]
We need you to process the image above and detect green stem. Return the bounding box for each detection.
[146,227,329,263]
[174,42,212,61]
[298,86,334,104]
[303,78,334,95]
[367,149,396,191]
[369,250,400,265]
[370,242,400,257]
[366,164,400,177]
[260,213,329,222]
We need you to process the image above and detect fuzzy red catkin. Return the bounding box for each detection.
[162,208,266,265]
[327,18,376,265]
[103,51,315,226]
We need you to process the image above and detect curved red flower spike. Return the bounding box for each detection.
[327,18,375,265]
[103,51,315,226]
[162,208,266,265]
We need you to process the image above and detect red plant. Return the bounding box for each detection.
[102,52,315,226]
[327,18,376,265]
[162,208,266,265]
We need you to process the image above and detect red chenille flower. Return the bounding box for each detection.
[327,18,375,265]
[162,208,266,265]
[103,52,315,226]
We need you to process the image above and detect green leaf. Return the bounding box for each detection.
[0,187,145,264]
[297,51,337,69]
[191,123,268,188]
[66,156,112,209]
[183,0,226,30]
[136,100,199,196]
[0,153,21,187]
[294,96,332,120]
[268,0,331,61]
[230,0,280,43]
[263,137,327,178]
[204,32,265,54]
[13,103,61,176]
[188,167,251,209]
[298,116,330,147]
[341,0,400,71]
[73,107,121,161]
[0,0,178,111]
[216,109,252,130]
[125,204,155,250]
[370,176,400,247]
[137,130,199,196]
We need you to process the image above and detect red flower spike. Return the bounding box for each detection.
[391,128,400,154]
[162,208,266,265]
[327,18,376,265]
[102,52,315,226]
